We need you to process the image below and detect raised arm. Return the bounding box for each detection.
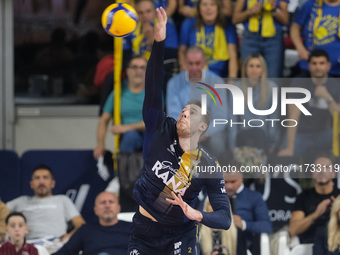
[142,7,167,119]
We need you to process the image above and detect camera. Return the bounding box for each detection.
[213,246,225,255]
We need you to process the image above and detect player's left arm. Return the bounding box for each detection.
[202,176,231,230]
[166,163,231,230]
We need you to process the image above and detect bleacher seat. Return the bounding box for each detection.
[290,243,313,255]
[261,233,271,255]
[20,150,114,223]
[34,244,50,255]
[0,150,21,202]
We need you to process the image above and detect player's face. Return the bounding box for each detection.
[312,157,335,185]
[246,58,263,80]
[224,177,243,196]
[30,169,55,198]
[127,58,147,87]
[6,216,29,243]
[186,51,206,79]
[199,0,218,25]
[94,192,121,224]
[309,56,331,79]
[176,104,205,137]
[136,1,155,23]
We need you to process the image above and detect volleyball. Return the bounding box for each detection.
[101,3,138,38]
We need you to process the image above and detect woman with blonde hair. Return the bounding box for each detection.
[314,195,340,255]
[229,53,280,153]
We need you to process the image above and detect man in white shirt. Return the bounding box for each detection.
[7,164,85,252]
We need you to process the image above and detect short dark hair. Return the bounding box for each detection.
[135,0,155,7]
[6,212,27,225]
[32,164,54,179]
[313,151,334,164]
[187,99,210,130]
[127,55,147,67]
[308,49,330,62]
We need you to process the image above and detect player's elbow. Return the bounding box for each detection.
[221,213,232,230]
[222,219,231,230]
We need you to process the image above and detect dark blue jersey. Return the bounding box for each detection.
[133,40,231,229]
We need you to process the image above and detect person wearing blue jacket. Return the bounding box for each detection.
[225,170,272,255]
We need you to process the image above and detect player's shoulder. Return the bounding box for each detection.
[198,145,217,163]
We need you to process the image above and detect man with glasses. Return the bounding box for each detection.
[93,55,147,158]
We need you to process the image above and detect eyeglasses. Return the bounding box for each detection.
[128,65,146,71]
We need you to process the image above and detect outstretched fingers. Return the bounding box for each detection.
[156,7,167,25]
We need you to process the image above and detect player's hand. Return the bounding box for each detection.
[154,7,167,42]
[166,191,203,222]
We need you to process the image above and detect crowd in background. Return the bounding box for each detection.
[6,0,340,254]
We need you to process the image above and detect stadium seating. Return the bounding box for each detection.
[0,150,21,202]
[0,149,114,223]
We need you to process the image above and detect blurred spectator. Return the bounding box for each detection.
[229,54,280,153]
[166,46,232,161]
[32,27,75,95]
[200,197,237,255]
[54,192,131,255]
[0,212,38,255]
[313,195,340,255]
[178,0,198,18]
[178,0,232,18]
[166,46,230,138]
[289,152,340,244]
[232,0,289,77]
[6,164,85,253]
[74,31,101,102]
[0,201,9,243]
[93,55,146,159]
[290,0,340,77]
[154,0,177,19]
[123,0,178,61]
[92,54,114,115]
[224,170,272,255]
[179,0,238,78]
[278,49,340,156]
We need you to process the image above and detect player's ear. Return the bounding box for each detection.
[199,122,208,132]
